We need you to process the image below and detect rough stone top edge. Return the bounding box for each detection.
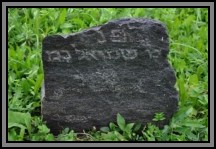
[43,18,167,41]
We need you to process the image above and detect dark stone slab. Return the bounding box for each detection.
[42,18,178,134]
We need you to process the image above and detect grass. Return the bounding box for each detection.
[8,8,208,141]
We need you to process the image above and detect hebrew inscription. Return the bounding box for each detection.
[110,29,127,42]
[42,18,178,134]
[46,50,71,63]
[44,48,161,62]
[45,49,138,62]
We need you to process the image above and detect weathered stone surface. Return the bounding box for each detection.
[42,18,178,134]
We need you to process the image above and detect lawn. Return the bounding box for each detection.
[8,8,208,141]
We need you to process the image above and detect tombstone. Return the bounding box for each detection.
[42,18,178,134]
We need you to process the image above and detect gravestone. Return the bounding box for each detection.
[42,18,178,134]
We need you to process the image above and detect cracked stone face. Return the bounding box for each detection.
[42,18,178,134]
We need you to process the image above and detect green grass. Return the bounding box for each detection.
[8,8,208,141]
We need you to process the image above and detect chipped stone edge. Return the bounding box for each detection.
[46,18,167,39]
